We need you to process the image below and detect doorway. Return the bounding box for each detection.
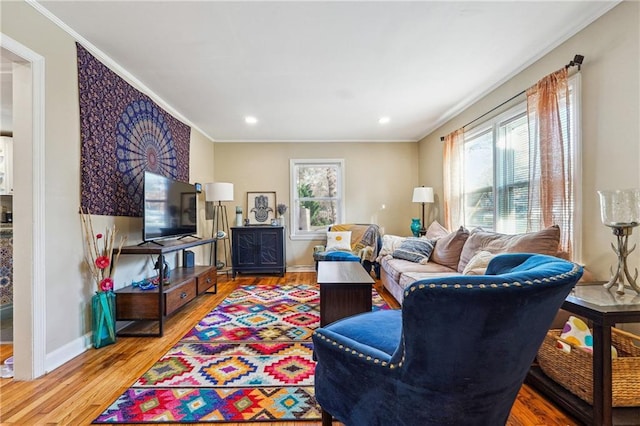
[0,35,46,380]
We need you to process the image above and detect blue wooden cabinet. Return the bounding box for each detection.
[231,226,285,278]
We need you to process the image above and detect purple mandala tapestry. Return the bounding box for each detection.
[77,43,190,217]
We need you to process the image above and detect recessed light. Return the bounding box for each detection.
[245,116,258,125]
[378,116,390,124]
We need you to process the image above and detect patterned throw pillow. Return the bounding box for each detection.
[392,237,436,265]
[558,315,618,358]
[326,231,352,251]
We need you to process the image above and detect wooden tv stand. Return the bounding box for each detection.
[115,237,217,337]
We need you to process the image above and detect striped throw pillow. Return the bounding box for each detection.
[392,237,436,264]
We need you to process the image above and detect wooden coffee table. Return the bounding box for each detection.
[317,261,374,327]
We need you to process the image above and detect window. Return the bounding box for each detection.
[460,74,580,255]
[290,159,345,240]
[463,108,529,233]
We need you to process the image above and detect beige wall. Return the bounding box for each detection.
[2,1,215,365]
[418,1,640,281]
[214,142,419,267]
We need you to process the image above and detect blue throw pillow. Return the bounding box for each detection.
[392,238,435,264]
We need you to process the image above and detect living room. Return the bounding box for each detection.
[0,0,638,421]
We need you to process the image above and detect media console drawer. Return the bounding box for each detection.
[164,278,196,315]
[195,268,216,294]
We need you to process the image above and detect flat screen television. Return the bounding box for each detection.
[143,171,197,243]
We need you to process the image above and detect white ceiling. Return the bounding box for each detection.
[7,1,619,141]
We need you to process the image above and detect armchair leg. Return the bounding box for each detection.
[321,408,333,426]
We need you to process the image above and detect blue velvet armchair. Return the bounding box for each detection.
[312,253,583,426]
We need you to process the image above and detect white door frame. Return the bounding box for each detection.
[1,34,46,380]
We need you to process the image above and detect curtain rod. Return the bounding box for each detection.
[439,54,584,141]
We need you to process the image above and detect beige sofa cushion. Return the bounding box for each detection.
[430,226,470,270]
[379,255,456,282]
[425,220,449,240]
[457,225,561,273]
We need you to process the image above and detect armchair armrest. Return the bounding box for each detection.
[314,328,394,366]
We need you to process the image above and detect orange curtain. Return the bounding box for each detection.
[443,129,464,230]
[526,68,573,256]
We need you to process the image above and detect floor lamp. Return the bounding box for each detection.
[412,186,434,236]
[205,182,233,272]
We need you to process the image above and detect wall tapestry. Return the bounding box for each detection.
[77,43,191,217]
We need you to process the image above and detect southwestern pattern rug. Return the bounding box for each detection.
[94,283,390,423]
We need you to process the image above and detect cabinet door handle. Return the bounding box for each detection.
[180,292,187,299]
[206,278,211,283]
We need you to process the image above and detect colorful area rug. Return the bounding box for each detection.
[93,283,390,423]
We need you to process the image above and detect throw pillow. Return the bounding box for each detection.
[326,231,352,251]
[425,220,450,240]
[457,225,561,273]
[392,237,436,265]
[430,226,470,270]
[462,250,495,275]
[379,234,407,257]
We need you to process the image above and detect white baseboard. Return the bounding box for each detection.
[286,265,316,272]
[45,331,92,373]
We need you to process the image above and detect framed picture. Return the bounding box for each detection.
[247,191,276,225]
[180,193,197,226]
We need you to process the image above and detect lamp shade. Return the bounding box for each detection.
[412,186,434,203]
[205,182,234,202]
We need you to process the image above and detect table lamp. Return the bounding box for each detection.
[412,186,434,236]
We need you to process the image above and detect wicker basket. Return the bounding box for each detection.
[537,328,640,407]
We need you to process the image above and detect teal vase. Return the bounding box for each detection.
[92,291,116,348]
[410,218,421,237]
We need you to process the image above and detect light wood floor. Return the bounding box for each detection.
[0,272,578,425]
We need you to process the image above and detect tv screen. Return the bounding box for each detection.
[143,171,197,242]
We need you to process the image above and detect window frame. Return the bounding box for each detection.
[289,158,346,240]
[460,73,581,259]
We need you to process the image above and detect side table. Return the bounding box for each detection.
[526,283,640,426]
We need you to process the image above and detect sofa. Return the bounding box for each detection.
[378,221,565,304]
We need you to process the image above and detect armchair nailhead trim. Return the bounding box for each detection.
[402,264,582,298]
[313,331,400,370]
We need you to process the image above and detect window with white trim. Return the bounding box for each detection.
[461,74,581,256]
[290,159,345,240]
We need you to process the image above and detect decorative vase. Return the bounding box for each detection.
[91,291,116,349]
[410,218,421,237]
[235,206,243,227]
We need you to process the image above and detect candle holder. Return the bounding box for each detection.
[598,189,640,295]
